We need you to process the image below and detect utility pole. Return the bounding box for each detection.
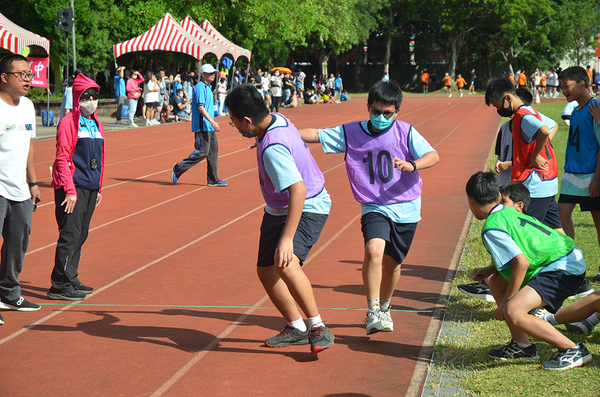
[70,0,76,70]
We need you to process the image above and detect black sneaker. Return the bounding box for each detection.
[569,279,594,299]
[264,325,309,347]
[47,288,86,301]
[0,312,3,325]
[541,344,592,370]
[457,280,495,302]
[73,283,94,294]
[0,296,41,311]
[309,325,335,355]
[488,340,539,360]
[594,267,600,283]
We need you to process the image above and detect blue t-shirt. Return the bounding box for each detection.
[517,106,558,198]
[114,75,126,97]
[262,145,331,216]
[192,81,214,133]
[318,121,435,223]
[334,77,342,89]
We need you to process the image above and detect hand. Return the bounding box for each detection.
[495,305,505,321]
[470,267,490,281]
[62,195,77,214]
[589,101,600,124]
[248,141,257,150]
[211,120,221,132]
[274,237,294,267]
[30,185,41,204]
[96,192,102,206]
[529,154,548,170]
[392,157,415,172]
[495,159,502,173]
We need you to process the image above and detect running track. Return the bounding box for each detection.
[0,96,499,396]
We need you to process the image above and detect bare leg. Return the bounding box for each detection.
[554,290,600,324]
[380,254,401,301]
[558,202,576,239]
[362,238,386,299]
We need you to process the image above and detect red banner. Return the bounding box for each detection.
[27,57,49,88]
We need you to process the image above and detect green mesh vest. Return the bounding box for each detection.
[482,206,574,287]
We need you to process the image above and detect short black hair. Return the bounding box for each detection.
[485,78,517,105]
[499,182,531,214]
[465,171,499,205]
[224,84,270,122]
[515,88,533,106]
[0,54,28,74]
[559,66,589,89]
[367,81,403,109]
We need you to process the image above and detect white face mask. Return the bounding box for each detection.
[79,99,98,116]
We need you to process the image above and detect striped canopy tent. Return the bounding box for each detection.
[181,16,234,62]
[0,12,50,56]
[113,13,213,60]
[200,19,251,61]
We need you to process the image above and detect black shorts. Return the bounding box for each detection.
[528,271,585,313]
[257,211,328,267]
[146,101,160,109]
[558,194,600,211]
[360,212,417,264]
[527,196,562,229]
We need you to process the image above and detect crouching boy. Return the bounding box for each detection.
[466,171,591,370]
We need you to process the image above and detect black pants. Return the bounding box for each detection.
[270,96,281,113]
[52,187,97,292]
[174,131,220,184]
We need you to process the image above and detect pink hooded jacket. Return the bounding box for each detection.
[51,73,104,196]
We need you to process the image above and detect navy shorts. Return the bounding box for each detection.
[361,212,417,264]
[257,211,328,267]
[558,194,600,212]
[527,196,562,229]
[528,271,585,313]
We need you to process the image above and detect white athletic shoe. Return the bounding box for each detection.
[365,309,384,335]
[379,308,394,332]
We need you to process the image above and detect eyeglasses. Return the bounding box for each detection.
[369,106,396,118]
[80,91,100,101]
[5,71,35,82]
[228,119,236,127]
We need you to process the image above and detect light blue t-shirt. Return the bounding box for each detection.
[318,121,435,223]
[59,86,73,121]
[517,106,559,198]
[192,81,214,133]
[483,205,586,276]
[114,75,126,97]
[262,144,331,216]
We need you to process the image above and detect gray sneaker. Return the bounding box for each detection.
[488,340,539,361]
[309,325,334,354]
[542,344,592,370]
[565,318,596,335]
[379,308,394,332]
[264,325,309,347]
[528,307,550,318]
[365,309,384,335]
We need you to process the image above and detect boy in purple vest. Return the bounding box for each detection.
[299,81,439,335]
[224,85,334,354]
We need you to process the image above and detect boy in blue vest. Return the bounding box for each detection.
[557,66,600,285]
[466,171,591,370]
[299,81,439,335]
[224,85,334,354]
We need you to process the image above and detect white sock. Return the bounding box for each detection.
[515,341,531,348]
[381,299,391,311]
[587,312,600,326]
[288,318,307,332]
[543,313,558,325]
[367,298,380,312]
[308,315,324,329]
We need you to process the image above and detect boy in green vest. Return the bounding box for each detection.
[466,171,592,370]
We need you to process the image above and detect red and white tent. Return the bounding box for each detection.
[181,16,234,61]
[0,12,50,56]
[113,13,210,60]
[201,19,251,61]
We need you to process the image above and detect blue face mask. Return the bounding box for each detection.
[370,114,394,131]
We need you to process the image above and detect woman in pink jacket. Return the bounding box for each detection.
[48,72,105,301]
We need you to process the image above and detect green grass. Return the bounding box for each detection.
[432,100,600,396]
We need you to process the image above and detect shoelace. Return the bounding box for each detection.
[309,326,322,339]
[278,325,294,336]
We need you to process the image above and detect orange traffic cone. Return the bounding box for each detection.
[535,89,541,104]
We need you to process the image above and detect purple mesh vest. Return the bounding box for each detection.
[344,120,421,204]
[257,114,325,210]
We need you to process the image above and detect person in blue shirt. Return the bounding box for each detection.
[113,66,127,125]
[172,64,227,187]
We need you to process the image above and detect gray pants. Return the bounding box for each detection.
[173,131,220,184]
[116,96,126,121]
[0,196,33,301]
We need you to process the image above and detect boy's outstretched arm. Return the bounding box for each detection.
[298,128,321,143]
[393,151,440,172]
[274,181,306,268]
